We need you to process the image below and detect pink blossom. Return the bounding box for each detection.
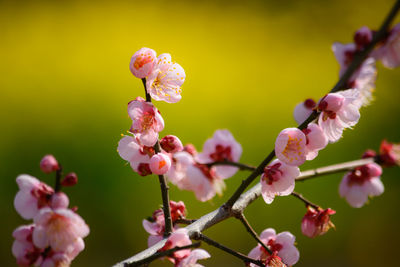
[339,163,384,208]
[150,153,171,175]
[350,58,377,108]
[301,207,336,238]
[353,26,373,50]
[176,249,210,267]
[33,208,89,253]
[117,135,155,176]
[128,96,164,147]
[40,155,60,174]
[129,47,157,79]
[379,139,400,167]
[317,89,360,143]
[14,175,54,220]
[159,229,192,264]
[293,98,316,125]
[160,135,184,153]
[12,224,43,266]
[275,128,307,166]
[332,42,357,77]
[302,123,328,160]
[146,53,186,103]
[196,129,242,178]
[373,23,400,68]
[248,228,300,267]
[260,159,300,204]
[167,151,196,190]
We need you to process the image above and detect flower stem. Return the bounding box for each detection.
[291,191,319,210]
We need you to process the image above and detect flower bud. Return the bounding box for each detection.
[50,192,69,209]
[354,26,373,50]
[40,155,59,174]
[362,149,377,159]
[61,172,78,187]
[183,144,197,156]
[160,135,183,153]
[137,163,152,176]
[129,47,157,79]
[379,139,400,166]
[301,206,336,238]
[150,154,171,175]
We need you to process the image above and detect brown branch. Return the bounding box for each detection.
[175,218,197,225]
[237,213,272,255]
[207,161,256,171]
[54,164,63,193]
[142,78,172,237]
[125,242,201,267]
[194,233,265,267]
[224,0,400,209]
[291,192,319,210]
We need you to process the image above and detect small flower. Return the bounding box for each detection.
[146,53,186,103]
[12,224,43,266]
[260,159,300,204]
[196,129,242,178]
[339,163,384,208]
[33,208,89,253]
[128,96,164,147]
[379,139,400,167]
[275,128,307,166]
[161,135,184,153]
[293,98,316,125]
[117,135,155,176]
[159,229,192,264]
[150,153,172,175]
[301,206,336,238]
[317,89,361,143]
[176,249,211,267]
[14,175,54,220]
[129,47,157,79]
[373,23,400,69]
[40,155,60,174]
[248,228,300,267]
[302,123,328,160]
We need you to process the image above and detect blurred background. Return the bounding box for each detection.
[1,0,400,266]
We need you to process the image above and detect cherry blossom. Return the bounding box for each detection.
[129,47,157,79]
[379,139,400,167]
[33,207,89,253]
[275,128,307,166]
[176,249,211,267]
[146,53,186,103]
[293,98,316,125]
[167,151,196,190]
[128,96,164,147]
[159,229,192,264]
[117,135,155,176]
[373,23,400,69]
[150,153,171,175]
[196,129,242,178]
[317,89,360,143]
[160,135,184,153]
[302,123,328,160]
[12,224,42,266]
[339,163,384,208]
[40,155,59,174]
[260,159,300,204]
[14,175,54,220]
[301,206,336,238]
[248,228,300,267]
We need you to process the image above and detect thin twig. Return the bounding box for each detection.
[237,213,272,255]
[207,161,256,171]
[291,192,319,210]
[224,0,400,209]
[194,233,265,267]
[125,242,201,267]
[175,218,197,225]
[142,78,173,236]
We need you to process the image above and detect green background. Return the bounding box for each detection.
[1,0,400,266]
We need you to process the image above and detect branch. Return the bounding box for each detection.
[175,218,197,225]
[291,192,319,210]
[224,0,400,208]
[194,233,265,267]
[54,164,63,193]
[142,78,172,236]
[125,242,201,267]
[207,161,256,171]
[237,213,272,255]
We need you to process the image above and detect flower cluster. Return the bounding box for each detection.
[12,155,89,267]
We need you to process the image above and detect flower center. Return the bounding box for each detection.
[141,111,155,131]
[194,163,217,181]
[209,145,232,162]
[133,53,153,70]
[263,163,283,185]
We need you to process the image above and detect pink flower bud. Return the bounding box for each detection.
[354,26,373,50]
[40,155,59,174]
[61,172,78,187]
[379,139,400,166]
[50,192,69,209]
[160,135,184,153]
[150,154,171,175]
[362,149,377,159]
[129,47,157,79]
[137,163,152,176]
[183,144,197,155]
[301,207,336,238]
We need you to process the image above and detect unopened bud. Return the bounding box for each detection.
[40,154,60,174]
[183,144,197,156]
[150,154,171,175]
[61,172,78,187]
[160,135,184,153]
[50,192,69,209]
